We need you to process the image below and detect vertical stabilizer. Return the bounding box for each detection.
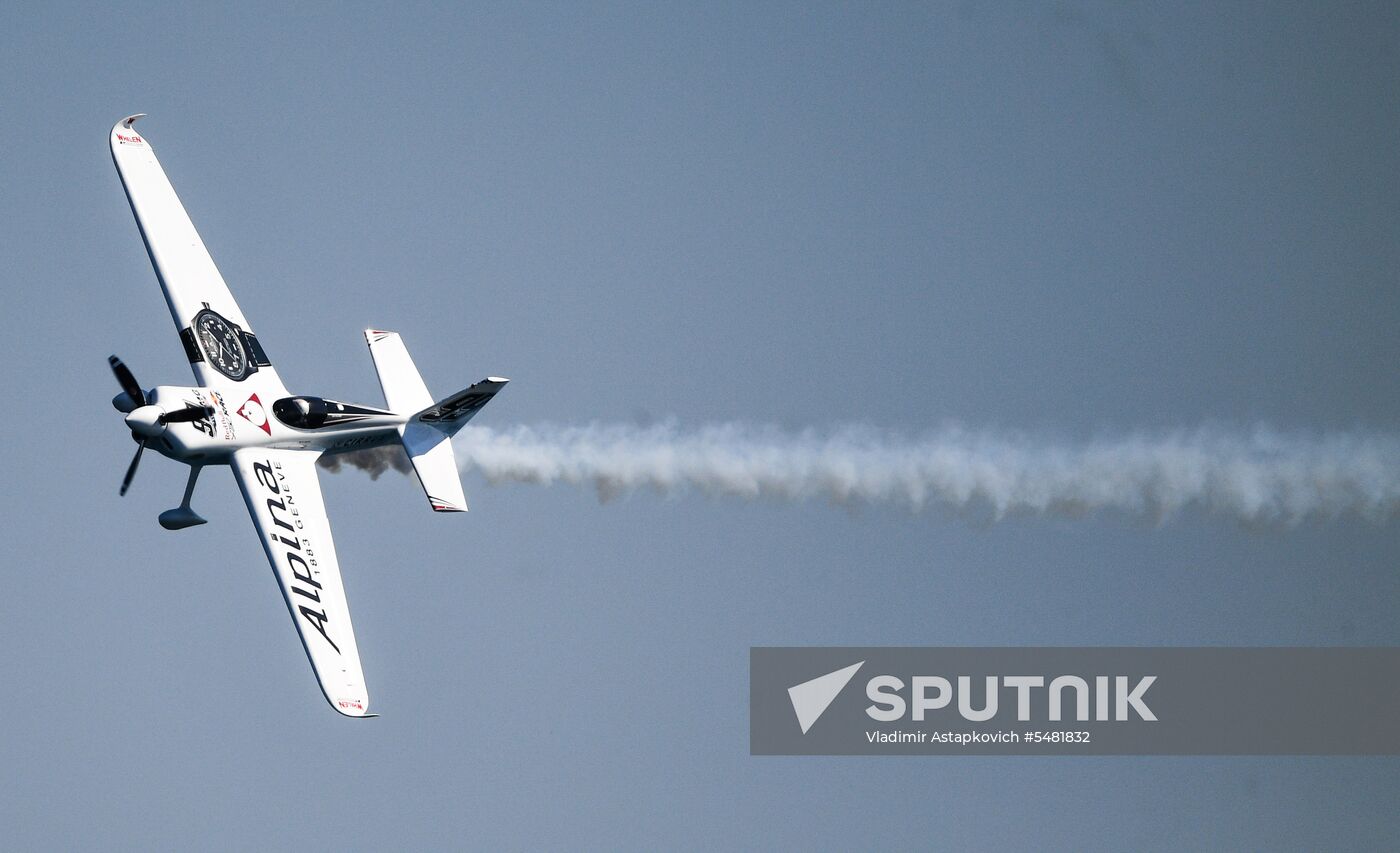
[363,329,470,513]
[364,330,432,414]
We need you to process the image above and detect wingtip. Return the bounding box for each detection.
[111,115,150,150]
[332,697,374,717]
[429,493,468,512]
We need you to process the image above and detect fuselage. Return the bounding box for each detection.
[132,384,405,465]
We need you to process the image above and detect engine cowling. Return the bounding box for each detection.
[124,405,166,438]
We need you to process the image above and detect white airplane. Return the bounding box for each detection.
[108,115,507,717]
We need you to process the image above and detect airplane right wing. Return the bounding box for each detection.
[110,115,289,404]
[230,448,373,717]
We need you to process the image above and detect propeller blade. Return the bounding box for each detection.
[108,355,146,408]
[159,405,216,424]
[120,440,146,496]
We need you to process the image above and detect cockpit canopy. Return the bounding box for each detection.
[272,396,387,430]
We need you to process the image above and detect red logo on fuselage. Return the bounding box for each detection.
[237,393,271,435]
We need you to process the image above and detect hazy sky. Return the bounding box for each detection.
[3,2,1398,849]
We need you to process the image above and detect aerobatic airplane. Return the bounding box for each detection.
[108,115,507,717]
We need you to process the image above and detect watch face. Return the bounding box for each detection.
[193,310,250,380]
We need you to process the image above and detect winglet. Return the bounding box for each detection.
[111,115,151,152]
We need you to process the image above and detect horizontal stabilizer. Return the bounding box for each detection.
[414,377,509,435]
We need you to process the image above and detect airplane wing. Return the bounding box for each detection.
[230,448,373,717]
[110,115,289,403]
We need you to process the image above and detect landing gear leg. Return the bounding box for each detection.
[159,465,208,530]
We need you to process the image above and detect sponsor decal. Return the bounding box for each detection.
[337,698,365,712]
[238,393,271,435]
[251,458,339,654]
[184,393,217,438]
[115,132,145,145]
[419,392,492,423]
[209,390,236,439]
[181,389,235,440]
[326,435,380,451]
[192,308,255,381]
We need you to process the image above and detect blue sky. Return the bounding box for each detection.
[2,2,1398,849]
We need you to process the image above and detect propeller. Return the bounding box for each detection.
[158,405,216,424]
[120,440,146,497]
[109,354,214,496]
[109,355,145,409]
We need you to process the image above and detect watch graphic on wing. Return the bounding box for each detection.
[192,308,251,380]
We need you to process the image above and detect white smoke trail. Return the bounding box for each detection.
[433,422,1400,525]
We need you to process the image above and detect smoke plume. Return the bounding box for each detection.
[319,422,1400,525]
[317,445,413,479]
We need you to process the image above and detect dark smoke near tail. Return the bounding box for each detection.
[317,445,413,479]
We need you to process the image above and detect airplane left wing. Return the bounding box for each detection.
[230,448,373,717]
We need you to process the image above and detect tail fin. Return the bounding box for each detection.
[364,330,509,513]
[364,330,432,414]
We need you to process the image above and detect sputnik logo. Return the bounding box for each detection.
[788,661,864,734]
[237,393,271,435]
